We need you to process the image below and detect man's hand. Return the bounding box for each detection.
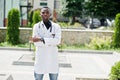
[29,36,41,42]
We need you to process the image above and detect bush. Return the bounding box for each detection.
[32,10,41,27]
[112,13,120,48]
[85,37,112,50]
[109,61,120,80]
[6,8,20,45]
[28,11,34,27]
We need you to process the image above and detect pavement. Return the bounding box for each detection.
[0,47,120,80]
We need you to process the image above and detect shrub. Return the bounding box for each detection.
[32,10,41,27]
[109,61,120,80]
[112,13,120,48]
[6,8,20,45]
[28,11,34,27]
[85,36,112,50]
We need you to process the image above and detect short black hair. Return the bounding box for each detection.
[41,6,51,13]
[42,6,49,9]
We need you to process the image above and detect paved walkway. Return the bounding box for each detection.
[0,49,120,80]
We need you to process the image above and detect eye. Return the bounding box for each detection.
[42,12,45,14]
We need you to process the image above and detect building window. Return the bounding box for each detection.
[40,2,47,6]
[54,1,61,9]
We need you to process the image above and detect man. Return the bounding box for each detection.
[31,7,61,80]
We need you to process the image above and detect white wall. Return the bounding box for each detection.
[33,0,54,17]
[0,0,4,27]
[0,28,114,44]
[6,0,19,18]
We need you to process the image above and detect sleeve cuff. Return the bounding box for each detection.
[40,38,45,44]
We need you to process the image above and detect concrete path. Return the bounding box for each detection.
[0,49,120,80]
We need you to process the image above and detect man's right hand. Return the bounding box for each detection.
[29,37,41,42]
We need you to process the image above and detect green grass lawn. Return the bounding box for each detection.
[0,42,120,53]
[0,42,30,48]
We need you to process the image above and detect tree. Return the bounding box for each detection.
[6,8,20,45]
[85,0,120,18]
[32,10,41,27]
[28,10,34,27]
[109,61,120,80]
[61,0,84,24]
[112,13,120,48]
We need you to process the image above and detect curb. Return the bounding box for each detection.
[0,47,113,54]
[0,47,30,51]
[59,49,113,54]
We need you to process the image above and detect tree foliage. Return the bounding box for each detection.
[62,0,83,17]
[32,10,41,27]
[85,0,120,18]
[61,0,84,24]
[28,11,34,27]
[109,61,120,80]
[6,8,20,45]
[112,13,120,48]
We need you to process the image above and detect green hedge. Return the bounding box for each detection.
[112,13,120,48]
[32,10,41,27]
[6,8,20,45]
[85,37,111,50]
[109,61,120,80]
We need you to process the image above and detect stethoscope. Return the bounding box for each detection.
[39,21,52,32]
[38,21,55,38]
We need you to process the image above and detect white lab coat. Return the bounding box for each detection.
[32,21,61,74]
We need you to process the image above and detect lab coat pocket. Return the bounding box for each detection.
[50,32,55,38]
[52,34,55,38]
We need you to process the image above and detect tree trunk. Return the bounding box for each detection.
[69,16,75,25]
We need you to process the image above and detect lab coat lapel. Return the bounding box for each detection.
[40,21,51,36]
[41,21,48,33]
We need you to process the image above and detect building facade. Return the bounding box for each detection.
[33,0,62,19]
[0,0,62,27]
[0,0,5,27]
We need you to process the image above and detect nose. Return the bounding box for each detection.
[44,12,48,15]
[44,13,47,16]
